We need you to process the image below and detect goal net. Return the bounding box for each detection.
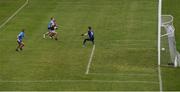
[161,15,180,67]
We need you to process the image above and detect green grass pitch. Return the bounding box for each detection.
[161,0,180,91]
[0,0,180,91]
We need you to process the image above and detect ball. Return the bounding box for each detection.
[161,48,165,51]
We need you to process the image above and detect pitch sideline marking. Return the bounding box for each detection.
[0,0,29,29]
[0,79,159,84]
[158,66,163,92]
[85,45,95,74]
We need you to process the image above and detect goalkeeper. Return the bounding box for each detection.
[81,26,95,47]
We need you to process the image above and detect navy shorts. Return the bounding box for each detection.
[17,39,22,44]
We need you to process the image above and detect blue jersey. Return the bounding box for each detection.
[48,20,54,28]
[48,22,51,28]
[88,30,94,39]
[18,32,24,41]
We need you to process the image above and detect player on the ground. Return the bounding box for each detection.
[81,26,95,47]
[16,29,25,51]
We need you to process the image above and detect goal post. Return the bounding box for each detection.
[160,15,180,67]
[158,0,180,67]
[158,0,162,66]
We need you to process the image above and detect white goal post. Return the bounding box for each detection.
[158,0,162,66]
[158,0,180,67]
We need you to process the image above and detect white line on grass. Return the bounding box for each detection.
[89,73,158,77]
[158,66,163,92]
[0,0,29,29]
[85,45,96,75]
[0,80,159,84]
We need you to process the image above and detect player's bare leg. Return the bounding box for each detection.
[16,44,20,51]
[20,42,24,51]
[49,32,57,40]
[54,32,58,40]
[48,32,54,39]
[16,41,21,51]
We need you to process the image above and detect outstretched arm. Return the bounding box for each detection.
[81,33,88,36]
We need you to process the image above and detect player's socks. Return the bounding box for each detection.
[43,34,46,38]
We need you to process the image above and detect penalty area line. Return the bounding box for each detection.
[0,0,29,29]
[85,45,95,75]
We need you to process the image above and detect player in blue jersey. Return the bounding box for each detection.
[43,17,57,39]
[43,17,58,39]
[49,25,58,40]
[16,29,25,51]
[81,26,95,47]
